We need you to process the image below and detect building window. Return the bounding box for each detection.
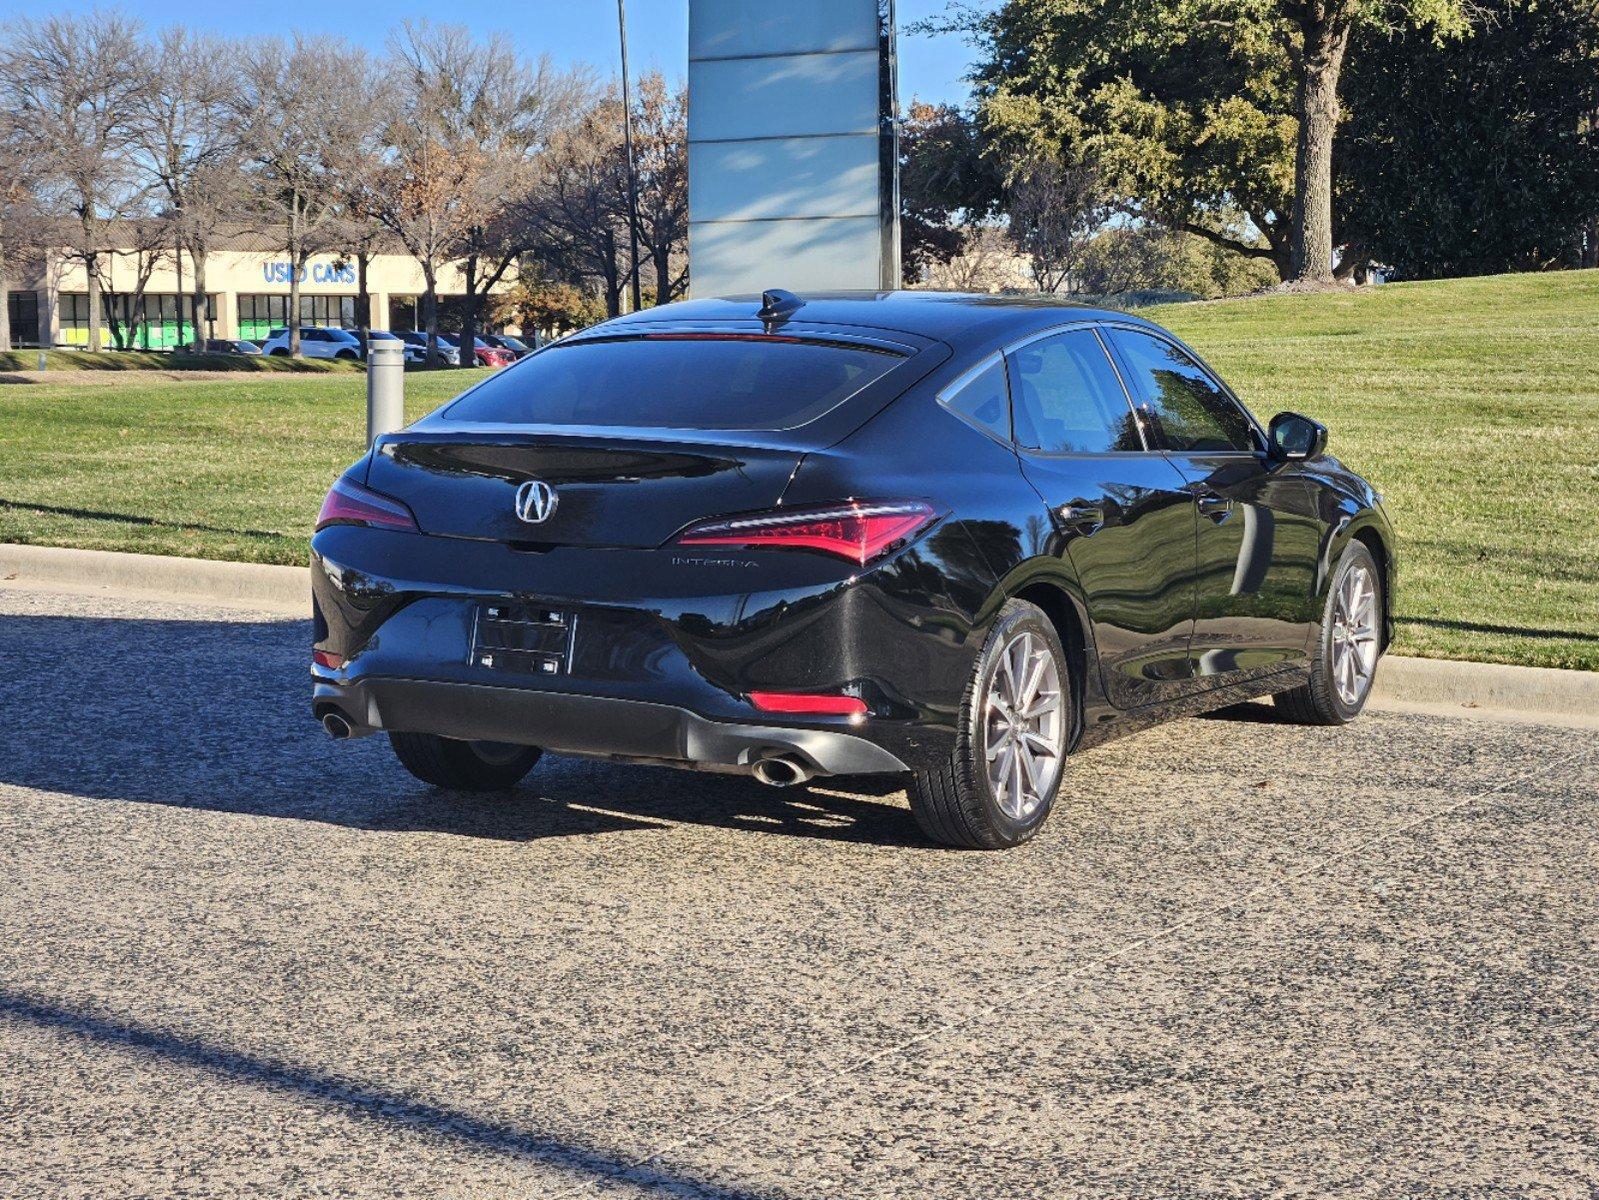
[239,293,357,338]
[238,294,289,342]
[56,292,211,349]
[6,292,41,347]
[389,296,419,332]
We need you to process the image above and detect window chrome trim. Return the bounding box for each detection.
[934,350,1014,447]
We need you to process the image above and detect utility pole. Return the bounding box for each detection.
[617,0,644,312]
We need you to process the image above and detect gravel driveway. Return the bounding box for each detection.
[2,583,1594,1199]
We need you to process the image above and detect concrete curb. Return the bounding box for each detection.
[2,543,1595,723]
[0,543,308,614]
[1370,655,1599,726]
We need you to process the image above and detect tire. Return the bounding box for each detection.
[269,348,289,357]
[908,599,1072,849]
[335,349,356,361]
[388,732,542,791]
[1275,541,1384,725]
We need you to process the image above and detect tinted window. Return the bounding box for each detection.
[1007,329,1142,453]
[938,356,1010,440]
[1107,329,1257,452]
[443,335,904,430]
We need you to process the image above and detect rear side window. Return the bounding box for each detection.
[938,356,1010,441]
[443,335,904,430]
[1008,329,1143,453]
[1107,328,1258,452]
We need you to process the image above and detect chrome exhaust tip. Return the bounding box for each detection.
[321,711,354,741]
[752,754,813,788]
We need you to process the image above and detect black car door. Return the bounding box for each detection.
[1104,326,1324,683]
[1003,327,1200,709]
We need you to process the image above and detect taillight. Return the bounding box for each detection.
[676,501,935,566]
[749,691,868,716]
[316,476,418,532]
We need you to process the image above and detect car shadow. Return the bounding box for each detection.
[1196,698,1291,724]
[0,610,924,848]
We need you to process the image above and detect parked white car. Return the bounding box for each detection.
[261,326,364,360]
[367,330,425,365]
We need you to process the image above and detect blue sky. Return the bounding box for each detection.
[0,0,992,109]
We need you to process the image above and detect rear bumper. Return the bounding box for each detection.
[313,676,910,776]
[309,523,993,773]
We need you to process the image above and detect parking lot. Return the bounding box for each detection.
[2,581,1595,1199]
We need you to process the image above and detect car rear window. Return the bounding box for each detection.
[441,334,905,430]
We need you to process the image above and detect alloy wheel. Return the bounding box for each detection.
[983,631,1065,821]
[1330,562,1380,706]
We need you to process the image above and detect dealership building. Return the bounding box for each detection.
[2,228,519,349]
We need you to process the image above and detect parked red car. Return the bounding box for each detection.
[441,335,515,368]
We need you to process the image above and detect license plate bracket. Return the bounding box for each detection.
[471,603,574,675]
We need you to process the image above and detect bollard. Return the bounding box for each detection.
[365,341,406,446]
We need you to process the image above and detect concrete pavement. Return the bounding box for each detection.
[1,581,1595,1199]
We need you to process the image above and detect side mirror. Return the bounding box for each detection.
[1268,411,1328,462]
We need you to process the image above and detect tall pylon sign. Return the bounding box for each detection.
[687,1,900,297]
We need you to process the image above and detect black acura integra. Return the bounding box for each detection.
[311,290,1394,849]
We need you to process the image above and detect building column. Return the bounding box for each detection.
[216,290,239,340]
[36,287,57,349]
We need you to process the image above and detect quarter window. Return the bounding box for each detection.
[1007,329,1143,454]
[1107,328,1258,453]
[938,356,1010,441]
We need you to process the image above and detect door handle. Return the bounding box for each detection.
[1196,493,1234,523]
[1055,502,1106,533]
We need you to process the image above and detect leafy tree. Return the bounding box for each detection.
[1339,0,1599,278]
[899,101,1004,282]
[950,0,1470,283]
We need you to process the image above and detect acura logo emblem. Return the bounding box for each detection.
[513,479,558,524]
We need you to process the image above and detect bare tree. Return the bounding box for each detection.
[91,215,172,349]
[627,73,688,305]
[233,36,371,357]
[922,224,1031,293]
[0,104,49,351]
[130,28,245,350]
[1,13,148,352]
[368,23,494,366]
[369,24,587,366]
[520,89,634,317]
[1005,158,1109,293]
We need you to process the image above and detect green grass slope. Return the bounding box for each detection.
[0,373,464,565]
[0,349,366,373]
[0,270,1595,669]
[1155,270,1599,669]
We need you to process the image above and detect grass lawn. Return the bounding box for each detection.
[2,269,1596,670]
[0,348,366,373]
[0,372,462,566]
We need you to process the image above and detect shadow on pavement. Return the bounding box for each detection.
[0,611,924,848]
[0,989,777,1200]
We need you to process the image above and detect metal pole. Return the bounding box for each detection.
[174,238,185,351]
[366,341,406,446]
[617,0,644,312]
